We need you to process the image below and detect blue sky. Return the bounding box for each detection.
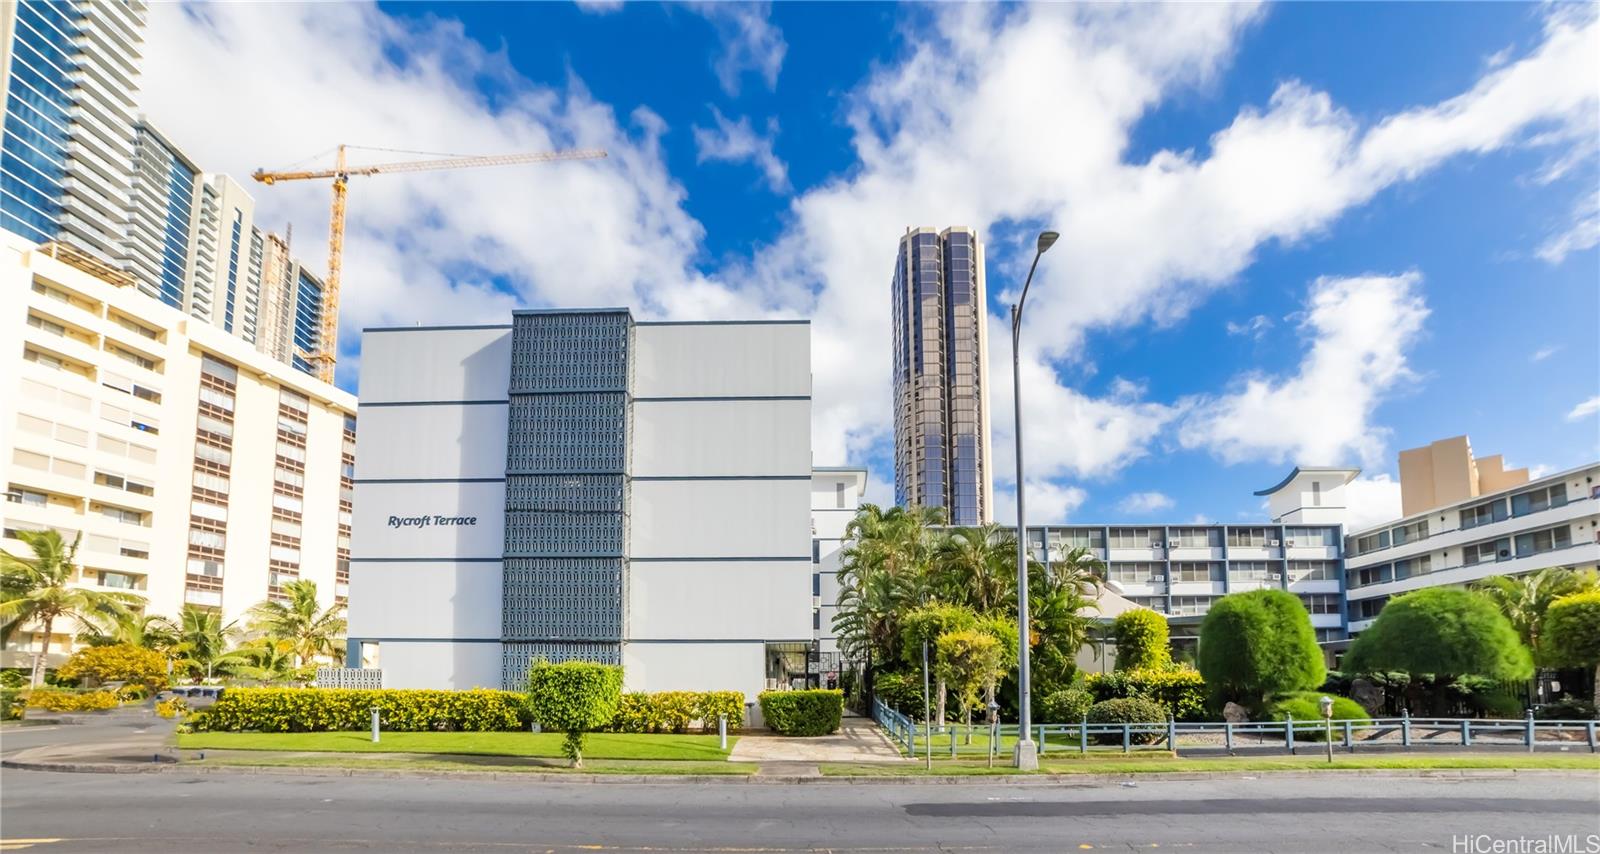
[141,2,1599,530]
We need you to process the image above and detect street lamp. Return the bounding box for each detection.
[1011,229,1059,771]
[1320,695,1335,764]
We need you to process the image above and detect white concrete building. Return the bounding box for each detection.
[346,310,815,697]
[811,466,867,678]
[1343,462,1600,634]
[0,233,356,668]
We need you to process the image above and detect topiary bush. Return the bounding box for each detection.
[759,689,843,736]
[1544,591,1600,707]
[186,688,529,733]
[526,661,624,767]
[25,689,119,712]
[1198,589,1326,711]
[1345,588,1533,682]
[57,644,168,692]
[1112,609,1172,671]
[1085,697,1168,745]
[1085,668,1207,722]
[1262,692,1370,741]
[1038,686,1094,723]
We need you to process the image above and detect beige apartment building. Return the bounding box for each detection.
[1398,435,1530,518]
[0,233,355,669]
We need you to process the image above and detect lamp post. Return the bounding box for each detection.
[1011,229,1059,771]
[1320,695,1334,764]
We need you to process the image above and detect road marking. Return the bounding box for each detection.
[1,840,62,851]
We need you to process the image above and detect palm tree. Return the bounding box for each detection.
[232,637,302,683]
[78,611,178,652]
[932,525,1014,615]
[834,504,942,703]
[1027,546,1104,688]
[245,579,346,669]
[171,606,248,682]
[1,530,143,686]
[1473,568,1599,664]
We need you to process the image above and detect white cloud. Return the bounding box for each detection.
[573,0,623,14]
[1117,491,1175,514]
[1537,192,1600,263]
[1226,314,1273,339]
[692,2,786,96]
[1178,273,1429,468]
[134,2,1599,491]
[1531,345,1560,362]
[692,108,790,192]
[991,480,1088,528]
[1568,396,1600,421]
[1342,475,1403,532]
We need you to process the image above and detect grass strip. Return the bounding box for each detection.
[177,731,734,761]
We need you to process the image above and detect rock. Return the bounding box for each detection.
[1350,678,1385,715]
[1222,702,1249,723]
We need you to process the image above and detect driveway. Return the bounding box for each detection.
[728,715,905,763]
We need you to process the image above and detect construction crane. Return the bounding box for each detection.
[252,144,608,382]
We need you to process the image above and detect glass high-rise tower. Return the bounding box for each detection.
[890,226,994,526]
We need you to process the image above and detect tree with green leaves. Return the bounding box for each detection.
[932,525,1013,614]
[526,661,624,767]
[0,530,143,687]
[899,604,978,725]
[245,579,347,669]
[1543,591,1600,707]
[78,611,178,653]
[833,504,943,700]
[1025,546,1102,693]
[1472,568,1599,665]
[934,629,1004,743]
[1197,589,1325,711]
[1112,608,1171,671]
[171,606,248,682]
[57,643,168,692]
[1345,588,1533,685]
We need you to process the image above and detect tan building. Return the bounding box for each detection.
[1398,435,1529,517]
[0,233,356,669]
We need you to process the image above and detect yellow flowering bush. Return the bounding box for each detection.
[186,688,530,733]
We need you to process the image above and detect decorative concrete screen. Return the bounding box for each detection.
[501,310,632,688]
[316,667,383,689]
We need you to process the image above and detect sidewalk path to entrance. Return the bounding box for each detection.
[728,715,906,764]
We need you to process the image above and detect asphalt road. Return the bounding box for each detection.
[2,768,1597,853]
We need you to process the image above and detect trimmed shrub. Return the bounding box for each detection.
[0,669,26,689]
[1112,609,1172,671]
[1085,697,1167,745]
[186,688,528,733]
[1262,692,1370,741]
[526,661,624,767]
[1,688,22,720]
[1085,668,1207,722]
[1198,589,1326,710]
[25,689,119,712]
[57,644,168,692]
[608,691,744,733]
[1345,588,1533,682]
[1038,686,1094,723]
[1534,698,1598,721]
[1545,591,1600,707]
[870,670,924,714]
[759,689,843,736]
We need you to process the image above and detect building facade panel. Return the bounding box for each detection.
[628,560,812,640]
[630,399,810,477]
[628,479,809,559]
[353,404,509,482]
[355,326,513,404]
[372,640,502,691]
[346,562,502,641]
[622,641,766,697]
[632,322,811,398]
[348,480,505,561]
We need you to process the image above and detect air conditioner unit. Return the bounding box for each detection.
[1269,539,1281,547]
[1497,549,1510,559]
[1150,542,1163,549]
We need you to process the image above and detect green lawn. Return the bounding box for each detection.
[177,731,735,761]
[188,754,754,775]
[822,752,1600,776]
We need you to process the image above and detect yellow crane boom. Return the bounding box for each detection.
[251,144,608,382]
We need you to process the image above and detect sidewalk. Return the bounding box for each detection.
[728,715,905,764]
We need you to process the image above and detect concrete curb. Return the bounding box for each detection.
[4,756,1594,785]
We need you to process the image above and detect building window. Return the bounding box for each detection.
[811,539,820,563]
[1463,538,1511,566]
[836,483,846,509]
[1172,528,1221,548]
[1347,565,1390,589]
[1286,527,1337,548]
[1172,562,1222,583]
[1287,560,1337,582]
[1510,484,1567,517]
[1392,555,1432,580]
[1352,530,1390,556]
[1514,526,1571,557]
[1109,528,1161,549]
[1460,500,1507,530]
[1227,527,1271,548]
[1391,519,1428,546]
[1300,593,1340,614]
[1230,561,1279,583]
[1055,528,1105,550]
[1105,562,1162,585]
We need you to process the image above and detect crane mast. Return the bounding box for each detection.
[252,143,607,382]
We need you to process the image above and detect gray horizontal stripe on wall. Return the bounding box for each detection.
[633,319,808,326]
[630,475,811,481]
[629,556,810,562]
[354,477,505,484]
[364,324,513,333]
[625,638,817,644]
[353,638,502,644]
[631,396,811,402]
[348,557,503,563]
[360,400,509,407]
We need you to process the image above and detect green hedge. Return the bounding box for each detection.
[25,689,119,712]
[1085,668,1207,722]
[1086,697,1168,744]
[1112,609,1172,671]
[759,689,843,736]
[186,688,529,733]
[1262,692,1370,741]
[1038,686,1094,723]
[608,690,744,732]
[1,688,22,720]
